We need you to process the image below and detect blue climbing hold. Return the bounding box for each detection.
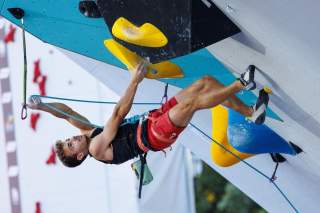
[227,109,296,155]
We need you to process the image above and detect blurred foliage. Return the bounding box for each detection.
[194,163,267,213]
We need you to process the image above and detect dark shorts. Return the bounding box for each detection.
[147,97,185,151]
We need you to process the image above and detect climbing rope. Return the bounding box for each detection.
[32,94,161,129]
[31,93,298,212]
[32,94,161,106]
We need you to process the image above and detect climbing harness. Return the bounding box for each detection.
[134,113,157,198]
[133,83,170,198]
[136,114,152,153]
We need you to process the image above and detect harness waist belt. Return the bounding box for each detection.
[137,116,155,153]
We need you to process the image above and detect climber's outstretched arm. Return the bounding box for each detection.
[27,97,94,133]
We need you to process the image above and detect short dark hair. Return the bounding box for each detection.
[55,140,87,168]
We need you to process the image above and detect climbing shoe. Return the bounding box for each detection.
[250,89,269,124]
[238,65,256,90]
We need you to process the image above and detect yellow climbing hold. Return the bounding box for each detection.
[150,61,183,79]
[104,39,139,70]
[210,105,253,167]
[112,17,168,48]
[104,39,183,79]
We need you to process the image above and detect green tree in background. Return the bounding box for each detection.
[195,163,266,213]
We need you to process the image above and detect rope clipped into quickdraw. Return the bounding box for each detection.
[138,153,147,199]
[21,18,28,120]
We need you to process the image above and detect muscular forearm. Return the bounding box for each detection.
[115,79,139,118]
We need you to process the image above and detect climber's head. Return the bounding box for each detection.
[55,135,90,167]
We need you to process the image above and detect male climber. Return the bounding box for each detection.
[27,63,268,167]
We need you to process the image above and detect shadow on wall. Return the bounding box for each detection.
[258,69,320,139]
[231,30,266,55]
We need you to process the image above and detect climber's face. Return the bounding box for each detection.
[63,135,89,158]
